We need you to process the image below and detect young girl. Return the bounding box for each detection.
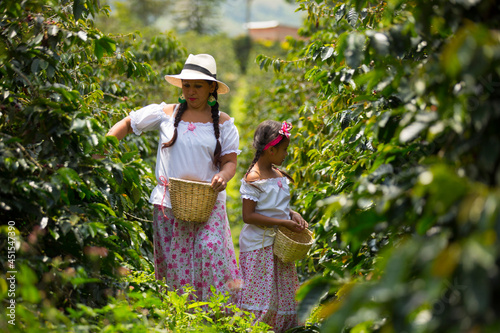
[238,120,308,332]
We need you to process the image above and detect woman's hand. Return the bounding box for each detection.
[211,173,228,192]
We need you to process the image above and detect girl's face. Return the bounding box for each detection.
[270,137,290,166]
[181,80,215,108]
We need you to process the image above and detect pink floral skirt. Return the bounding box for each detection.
[239,245,299,333]
[153,202,241,302]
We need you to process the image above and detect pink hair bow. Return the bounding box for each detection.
[264,121,293,150]
[279,121,292,138]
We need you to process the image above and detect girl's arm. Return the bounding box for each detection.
[107,116,133,140]
[211,152,237,192]
[290,209,308,229]
[242,199,307,233]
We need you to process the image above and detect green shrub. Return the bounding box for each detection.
[243,0,500,331]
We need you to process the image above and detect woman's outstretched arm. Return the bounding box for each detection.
[93,117,133,159]
[107,116,133,140]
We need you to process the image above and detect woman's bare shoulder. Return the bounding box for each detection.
[219,111,232,124]
[163,103,177,116]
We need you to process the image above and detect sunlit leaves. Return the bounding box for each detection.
[320,46,334,61]
[94,35,116,60]
[73,0,85,22]
[0,0,183,323]
[250,0,500,331]
[441,23,497,79]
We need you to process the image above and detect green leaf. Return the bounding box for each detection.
[89,203,117,217]
[47,65,55,78]
[70,118,89,132]
[30,58,40,74]
[345,33,366,68]
[57,167,83,186]
[188,302,210,309]
[99,36,117,54]
[399,121,427,143]
[94,40,104,60]
[321,47,334,61]
[273,59,281,72]
[370,32,390,56]
[73,0,85,22]
[123,166,140,184]
[335,4,346,22]
[347,8,359,27]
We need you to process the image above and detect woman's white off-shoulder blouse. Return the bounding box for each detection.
[129,102,240,208]
[239,177,291,252]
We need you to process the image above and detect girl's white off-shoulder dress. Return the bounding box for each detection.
[239,177,299,332]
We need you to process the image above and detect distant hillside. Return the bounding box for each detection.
[154,0,304,36]
[221,0,304,36]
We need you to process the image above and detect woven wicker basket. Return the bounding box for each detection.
[168,177,217,223]
[273,227,314,263]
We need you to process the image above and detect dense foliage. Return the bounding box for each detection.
[247,0,500,331]
[0,0,157,303]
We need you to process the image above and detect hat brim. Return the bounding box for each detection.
[164,70,230,94]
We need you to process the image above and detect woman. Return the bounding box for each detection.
[106,54,241,302]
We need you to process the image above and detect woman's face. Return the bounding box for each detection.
[181,80,215,109]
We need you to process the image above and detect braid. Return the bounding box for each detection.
[210,91,222,169]
[245,149,263,180]
[162,102,187,148]
[273,166,294,183]
[244,149,265,191]
[162,84,221,169]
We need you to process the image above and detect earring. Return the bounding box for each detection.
[178,94,186,103]
[207,95,217,107]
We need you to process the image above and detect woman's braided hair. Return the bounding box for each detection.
[162,82,222,169]
[245,120,293,182]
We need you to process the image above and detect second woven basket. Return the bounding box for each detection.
[273,227,314,263]
[168,177,218,223]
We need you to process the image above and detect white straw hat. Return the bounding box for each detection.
[164,54,230,94]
